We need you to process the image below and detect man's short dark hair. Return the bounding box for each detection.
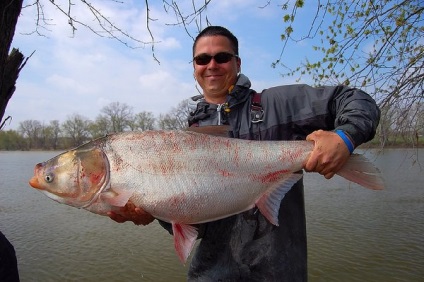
[193,26,239,56]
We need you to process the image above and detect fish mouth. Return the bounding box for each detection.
[29,163,44,190]
[29,176,42,189]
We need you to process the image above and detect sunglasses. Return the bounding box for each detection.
[193,52,238,65]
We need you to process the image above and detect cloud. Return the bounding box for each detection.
[5,1,312,130]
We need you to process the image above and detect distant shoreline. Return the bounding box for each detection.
[358,143,423,149]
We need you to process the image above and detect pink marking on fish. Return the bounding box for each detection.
[218,169,234,177]
[259,170,290,183]
[89,173,102,184]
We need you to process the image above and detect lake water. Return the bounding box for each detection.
[0,149,423,281]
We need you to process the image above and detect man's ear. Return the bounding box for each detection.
[237,56,242,73]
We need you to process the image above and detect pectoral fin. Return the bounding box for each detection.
[172,222,198,264]
[100,187,133,207]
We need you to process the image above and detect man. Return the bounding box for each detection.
[109,26,380,281]
[0,231,20,281]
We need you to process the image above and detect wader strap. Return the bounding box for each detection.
[251,91,264,124]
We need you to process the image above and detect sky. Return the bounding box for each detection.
[5,0,318,130]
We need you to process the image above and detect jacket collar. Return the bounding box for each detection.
[226,74,252,108]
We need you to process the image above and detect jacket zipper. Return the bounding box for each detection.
[216,104,223,125]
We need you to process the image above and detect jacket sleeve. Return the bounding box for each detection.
[262,84,380,147]
[329,85,380,146]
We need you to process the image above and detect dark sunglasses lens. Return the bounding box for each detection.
[214,53,234,63]
[194,54,212,65]
[194,52,235,65]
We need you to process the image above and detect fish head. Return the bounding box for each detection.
[29,147,110,208]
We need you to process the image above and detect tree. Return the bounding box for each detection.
[157,99,191,130]
[0,129,26,150]
[277,0,423,139]
[18,119,42,149]
[62,114,90,147]
[40,120,61,150]
[49,120,61,150]
[0,0,26,128]
[376,105,392,147]
[157,113,183,130]
[26,1,211,58]
[99,102,134,133]
[129,111,156,131]
[173,99,192,129]
[88,116,110,139]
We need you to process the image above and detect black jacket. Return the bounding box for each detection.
[168,74,380,281]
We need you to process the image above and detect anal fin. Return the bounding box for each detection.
[256,173,303,226]
[172,222,198,264]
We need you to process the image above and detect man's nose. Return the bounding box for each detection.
[207,58,219,68]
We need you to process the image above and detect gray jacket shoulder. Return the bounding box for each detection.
[259,84,380,145]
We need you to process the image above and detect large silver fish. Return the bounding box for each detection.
[29,128,384,263]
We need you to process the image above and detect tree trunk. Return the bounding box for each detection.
[0,0,25,128]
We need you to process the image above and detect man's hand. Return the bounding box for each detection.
[107,201,155,226]
[304,130,351,179]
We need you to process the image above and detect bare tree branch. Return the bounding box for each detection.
[145,0,160,64]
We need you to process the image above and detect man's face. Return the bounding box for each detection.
[193,35,241,104]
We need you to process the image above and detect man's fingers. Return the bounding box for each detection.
[133,211,155,226]
[304,150,318,172]
[106,201,155,226]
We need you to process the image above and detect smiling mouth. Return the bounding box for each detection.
[205,74,223,78]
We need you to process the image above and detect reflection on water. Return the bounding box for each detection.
[1,149,423,281]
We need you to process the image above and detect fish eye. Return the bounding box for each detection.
[44,174,54,183]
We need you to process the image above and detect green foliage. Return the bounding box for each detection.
[277,0,423,138]
[0,130,26,150]
[294,0,304,8]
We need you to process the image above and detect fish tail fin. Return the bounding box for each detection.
[172,223,198,264]
[256,173,303,226]
[336,154,384,190]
